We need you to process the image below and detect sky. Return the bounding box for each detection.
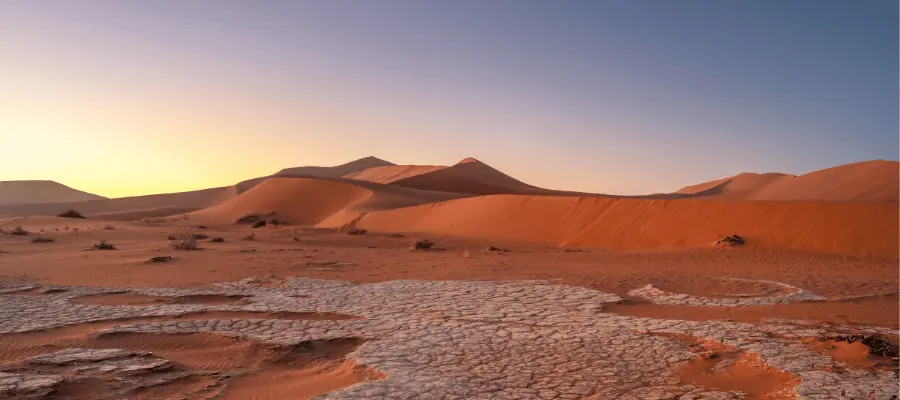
[1,0,897,197]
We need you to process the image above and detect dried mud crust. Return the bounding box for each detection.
[628,278,826,307]
[0,278,896,399]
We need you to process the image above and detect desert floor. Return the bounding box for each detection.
[0,216,897,399]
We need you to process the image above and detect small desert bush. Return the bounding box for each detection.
[411,239,434,250]
[9,226,28,236]
[196,225,209,229]
[57,209,86,219]
[148,256,173,263]
[92,240,116,250]
[32,236,54,243]
[347,228,367,235]
[236,214,261,224]
[252,220,267,229]
[103,225,115,230]
[209,237,225,243]
[192,233,210,240]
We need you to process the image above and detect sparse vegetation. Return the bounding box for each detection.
[236,214,261,224]
[268,219,281,225]
[411,239,435,250]
[192,233,210,240]
[57,209,86,219]
[148,256,173,263]
[9,226,28,236]
[717,234,745,246]
[347,228,368,235]
[252,220,267,229]
[103,225,115,230]
[167,234,179,240]
[196,225,209,229]
[92,240,116,250]
[32,236,54,243]
[210,237,225,243]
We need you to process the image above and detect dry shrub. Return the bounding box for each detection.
[57,209,86,219]
[92,240,116,250]
[32,236,54,243]
[209,237,225,243]
[347,228,367,235]
[252,220,267,229]
[411,239,434,250]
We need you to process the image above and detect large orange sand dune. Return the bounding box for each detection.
[344,195,898,258]
[679,160,899,202]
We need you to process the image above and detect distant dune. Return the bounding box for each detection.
[679,160,899,202]
[190,176,469,226]
[384,157,549,195]
[276,156,395,178]
[344,195,898,258]
[343,164,446,184]
[3,157,897,258]
[0,180,106,206]
[0,186,236,218]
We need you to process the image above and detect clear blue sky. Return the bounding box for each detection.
[1,0,897,196]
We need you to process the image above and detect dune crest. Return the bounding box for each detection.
[679,160,899,202]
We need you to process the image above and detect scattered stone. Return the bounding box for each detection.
[486,246,509,252]
[103,225,115,230]
[196,225,209,229]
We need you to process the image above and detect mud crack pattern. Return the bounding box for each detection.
[0,277,896,399]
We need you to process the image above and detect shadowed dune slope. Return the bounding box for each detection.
[679,160,899,202]
[190,177,469,226]
[0,180,106,206]
[276,156,395,178]
[350,195,898,258]
[0,187,236,219]
[343,165,447,184]
[387,157,549,195]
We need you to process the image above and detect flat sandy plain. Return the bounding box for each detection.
[0,216,896,399]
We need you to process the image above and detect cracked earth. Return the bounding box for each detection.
[0,276,896,399]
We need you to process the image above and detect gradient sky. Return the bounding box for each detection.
[2,0,897,197]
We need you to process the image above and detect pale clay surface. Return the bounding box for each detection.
[0,277,896,399]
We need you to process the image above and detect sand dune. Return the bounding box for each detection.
[0,180,106,206]
[343,164,447,184]
[276,156,395,179]
[190,176,469,226]
[0,187,236,219]
[680,160,899,202]
[348,195,898,258]
[386,157,549,195]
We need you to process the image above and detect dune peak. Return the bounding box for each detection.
[455,157,481,165]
